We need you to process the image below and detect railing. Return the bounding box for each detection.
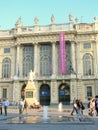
[0,23,95,37]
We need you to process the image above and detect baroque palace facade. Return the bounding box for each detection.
[0,14,98,105]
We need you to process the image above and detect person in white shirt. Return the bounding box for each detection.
[3,98,9,116]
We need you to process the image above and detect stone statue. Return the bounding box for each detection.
[75,17,79,23]
[69,14,73,22]
[51,14,55,24]
[29,70,35,81]
[34,17,39,25]
[16,17,22,26]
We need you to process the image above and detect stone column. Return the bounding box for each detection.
[13,81,20,101]
[52,41,57,77]
[96,41,98,75]
[76,42,81,77]
[71,41,76,72]
[93,41,97,75]
[11,46,16,78]
[50,81,58,104]
[16,44,20,76]
[34,43,39,78]
[70,80,77,103]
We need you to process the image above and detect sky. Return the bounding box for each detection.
[0,0,98,30]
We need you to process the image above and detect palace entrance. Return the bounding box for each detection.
[59,83,70,105]
[40,84,50,106]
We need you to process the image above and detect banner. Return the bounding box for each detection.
[59,32,66,74]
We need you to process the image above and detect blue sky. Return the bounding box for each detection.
[0,0,98,29]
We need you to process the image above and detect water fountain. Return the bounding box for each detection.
[58,102,63,112]
[43,106,49,120]
[7,71,90,124]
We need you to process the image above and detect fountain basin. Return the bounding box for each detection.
[7,115,75,124]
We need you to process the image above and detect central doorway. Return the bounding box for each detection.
[59,83,70,105]
[40,84,50,106]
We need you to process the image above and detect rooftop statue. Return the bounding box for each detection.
[34,17,39,25]
[51,14,55,24]
[15,17,22,27]
[69,14,73,22]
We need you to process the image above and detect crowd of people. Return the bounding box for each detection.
[71,98,85,121]
[1,96,98,120]
[71,96,98,121]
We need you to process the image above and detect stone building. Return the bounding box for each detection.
[0,14,98,105]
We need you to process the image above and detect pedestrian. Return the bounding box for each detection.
[95,97,98,116]
[18,99,24,114]
[88,98,95,116]
[3,98,9,116]
[71,97,78,115]
[23,99,28,114]
[0,98,3,115]
[76,99,85,121]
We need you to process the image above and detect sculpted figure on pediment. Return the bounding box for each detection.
[16,17,22,27]
[51,14,55,24]
[34,17,39,25]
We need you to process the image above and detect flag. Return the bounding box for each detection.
[59,32,66,75]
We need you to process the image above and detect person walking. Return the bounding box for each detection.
[76,99,85,121]
[18,99,24,114]
[23,99,28,114]
[95,97,98,116]
[71,97,78,115]
[0,98,3,115]
[3,98,9,116]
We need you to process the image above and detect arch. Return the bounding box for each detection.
[39,84,50,105]
[58,83,70,105]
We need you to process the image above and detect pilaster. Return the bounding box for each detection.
[93,41,97,75]
[76,42,81,77]
[34,43,39,78]
[50,81,58,104]
[71,41,76,72]
[16,44,20,77]
[96,41,98,75]
[70,80,77,103]
[13,81,20,101]
[52,41,57,77]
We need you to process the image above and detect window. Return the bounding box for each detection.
[83,43,91,49]
[2,57,11,78]
[2,88,7,99]
[83,53,94,76]
[87,86,92,97]
[23,46,34,77]
[4,48,10,53]
[40,44,52,76]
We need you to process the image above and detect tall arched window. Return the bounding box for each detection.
[83,53,93,75]
[23,46,34,77]
[2,57,11,78]
[40,44,52,76]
